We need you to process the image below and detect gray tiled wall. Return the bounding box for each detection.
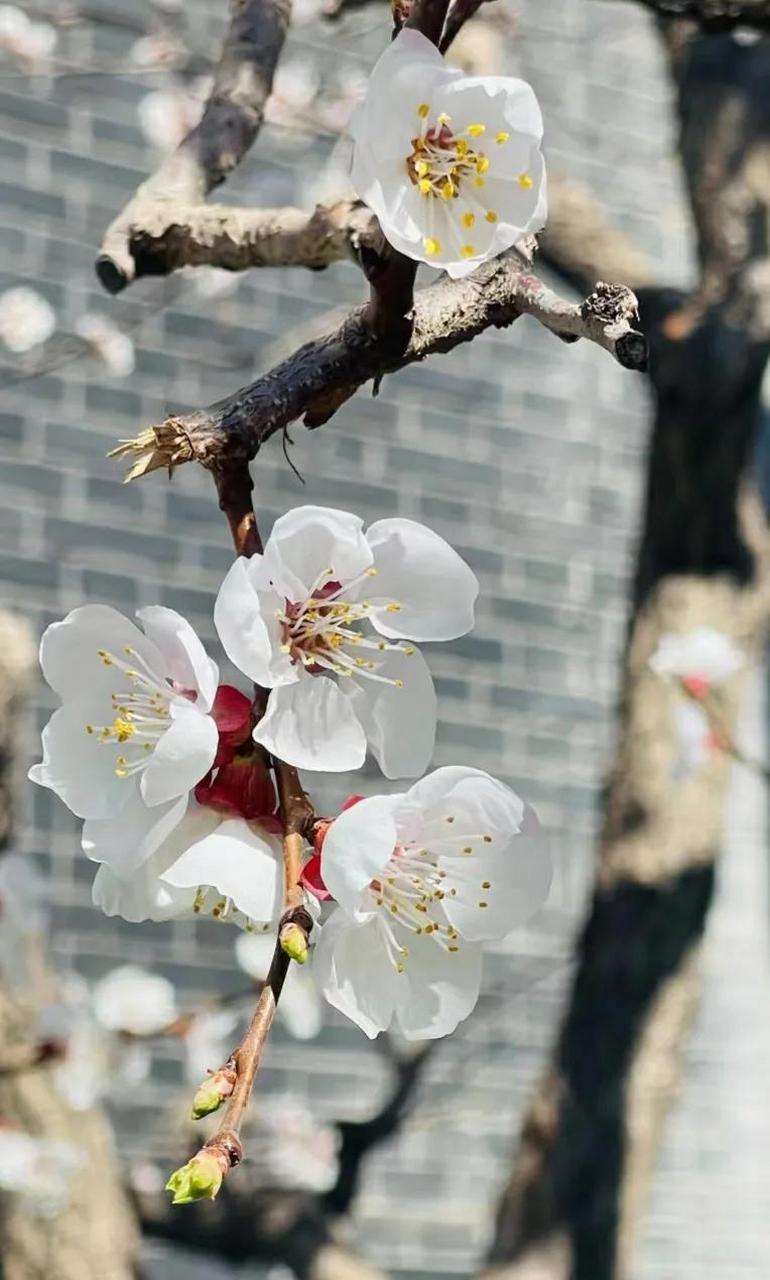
[1,1,768,1276]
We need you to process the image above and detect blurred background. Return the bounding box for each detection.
[1,1,769,1278]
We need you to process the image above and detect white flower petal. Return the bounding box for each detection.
[136,606,218,709]
[321,793,404,915]
[92,860,193,923]
[160,817,283,926]
[650,628,744,684]
[395,930,483,1040]
[82,793,188,877]
[38,604,161,703]
[214,556,296,688]
[365,517,478,640]
[441,811,551,942]
[139,700,218,807]
[313,910,399,1039]
[263,505,372,599]
[255,676,367,773]
[30,702,136,820]
[406,765,525,844]
[344,646,436,779]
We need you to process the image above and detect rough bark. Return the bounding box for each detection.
[110,254,645,480]
[97,0,291,292]
[484,27,770,1280]
[0,613,139,1280]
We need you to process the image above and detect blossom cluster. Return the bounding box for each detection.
[31,505,551,1041]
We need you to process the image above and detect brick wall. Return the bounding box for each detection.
[1,1,768,1276]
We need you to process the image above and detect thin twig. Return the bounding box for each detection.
[97,0,291,292]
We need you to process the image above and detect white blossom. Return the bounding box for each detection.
[253,1094,340,1192]
[350,29,546,278]
[91,803,283,932]
[235,931,323,1040]
[313,766,551,1040]
[0,6,56,70]
[92,965,178,1036]
[74,313,135,378]
[649,628,743,776]
[30,605,220,876]
[649,627,744,691]
[215,505,478,777]
[184,1007,241,1084]
[0,1130,85,1218]
[0,286,56,353]
[42,974,151,1112]
[138,87,203,152]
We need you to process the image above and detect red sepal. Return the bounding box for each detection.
[300,852,331,901]
[195,755,280,827]
[211,685,253,766]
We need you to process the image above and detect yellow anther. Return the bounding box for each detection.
[485,210,498,223]
[112,717,135,743]
[424,237,442,256]
[390,904,398,914]
[455,138,468,157]
[446,815,455,823]
[518,172,533,189]
[463,846,473,854]
[418,178,432,195]
[86,724,94,735]
[417,102,430,118]
[483,835,492,843]
[461,212,475,229]
[473,176,486,189]
[495,131,509,144]
[482,880,491,889]
[476,155,490,175]
[478,901,488,909]
[437,111,451,125]
[461,244,475,258]
[386,602,401,612]
[395,679,404,689]
[366,566,378,576]
[396,963,405,974]
[467,123,486,136]
[449,945,460,952]
[440,180,455,200]
[123,646,135,655]
[97,649,113,666]
[415,159,429,176]
[404,646,416,656]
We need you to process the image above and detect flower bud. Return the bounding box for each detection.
[191,1066,236,1120]
[165,1149,227,1205]
[279,921,309,965]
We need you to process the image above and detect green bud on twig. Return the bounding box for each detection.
[166,1149,227,1205]
[279,920,309,964]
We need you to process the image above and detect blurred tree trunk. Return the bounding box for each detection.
[0,612,139,1280]
[484,25,770,1280]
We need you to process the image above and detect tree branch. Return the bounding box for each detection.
[96,201,385,283]
[111,252,646,481]
[97,0,291,293]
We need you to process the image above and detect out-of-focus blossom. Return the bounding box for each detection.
[183,1007,241,1085]
[0,287,56,353]
[187,266,241,300]
[235,930,323,1041]
[92,965,178,1036]
[131,31,183,69]
[0,6,56,71]
[0,1129,85,1218]
[0,854,48,988]
[138,87,203,152]
[253,1094,340,1192]
[75,313,135,378]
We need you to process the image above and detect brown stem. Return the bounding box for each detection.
[202,941,291,1168]
[112,260,645,481]
[214,460,263,557]
[275,759,316,910]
